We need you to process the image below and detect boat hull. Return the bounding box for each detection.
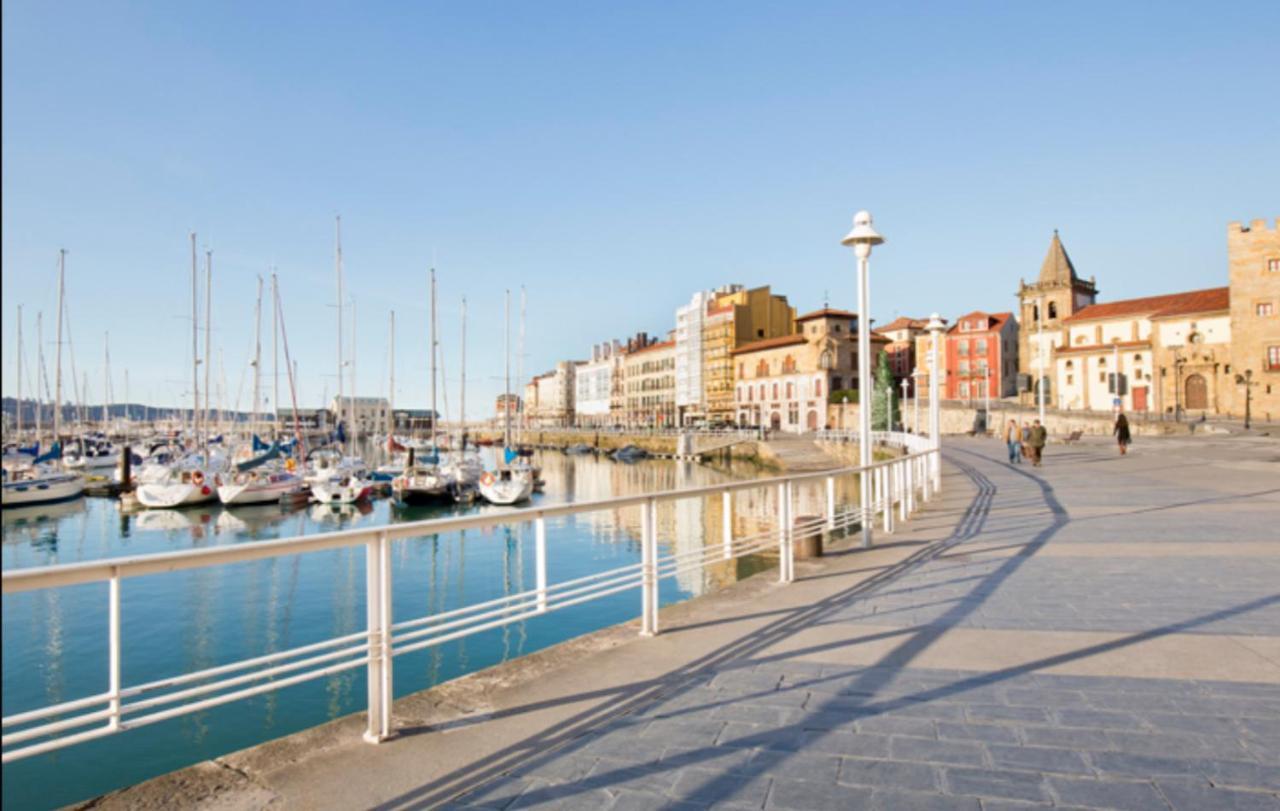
[217,477,303,505]
[310,480,371,504]
[1,473,86,508]
[136,482,217,509]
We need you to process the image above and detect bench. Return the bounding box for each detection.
[1063,430,1083,444]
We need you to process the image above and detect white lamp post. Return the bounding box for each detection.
[842,210,884,549]
[926,313,946,491]
[900,377,909,432]
[911,369,922,434]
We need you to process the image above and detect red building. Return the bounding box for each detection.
[944,311,1020,401]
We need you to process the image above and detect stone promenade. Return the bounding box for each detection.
[104,435,1280,810]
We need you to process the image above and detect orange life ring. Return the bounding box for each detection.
[285,458,297,472]
[192,470,205,486]
[480,472,496,487]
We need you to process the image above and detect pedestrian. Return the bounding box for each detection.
[1114,411,1131,456]
[1027,419,1048,467]
[1003,419,1022,464]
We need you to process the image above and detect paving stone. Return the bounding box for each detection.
[837,757,940,791]
[1017,725,1113,751]
[943,767,1049,803]
[1106,729,1248,759]
[746,750,841,782]
[608,789,710,811]
[966,704,1052,724]
[796,729,892,758]
[1209,758,1280,791]
[1054,708,1147,731]
[1002,688,1090,708]
[584,760,680,795]
[671,767,773,807]
[716,722,805,751]
[1157,779,1280,811]
[986,744,1091,775]
[936,722,1021,745]
[640,719,726,748]
[767,777,872,810]
[890,736,988,766]
[1047,776,1171,810]
[855,715,938,738]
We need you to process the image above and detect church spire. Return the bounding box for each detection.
[1038,230,1078,286]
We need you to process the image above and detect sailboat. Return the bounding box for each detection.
[443,296,483,502]
[393,268,454,505]
[4,251,86,509]
[479,290,533,506]
[136,235,220,509]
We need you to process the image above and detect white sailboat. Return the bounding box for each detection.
[4,250,86,509]
[479,290,533,506]
[394,268,454,504]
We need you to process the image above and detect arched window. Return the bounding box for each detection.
[783,355,797,374]
[748,386,753,402]
[1032,304,1040,322]
[1048,302,1057,319]
[756,359,769,377]
[738,363,745,379]
[785,382,793,399]
[772,383,779,400]
[819,350,833,370]
[758,384,765,399]
[815,378,823,398]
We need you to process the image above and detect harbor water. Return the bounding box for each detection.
[0,448,853,810]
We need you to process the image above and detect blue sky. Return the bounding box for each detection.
[3,1,1277,414]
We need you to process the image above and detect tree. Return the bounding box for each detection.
[870,350,898,431]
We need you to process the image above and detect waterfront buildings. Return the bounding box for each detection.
[877,316,929,388]
[944,311,1019,402]
[731,308,886,433]
[575,342,621,427]
[675,288,736,427]
[494,394,521,423]
[527,362,578,428]
[702,286,796,425]
[624,338,676,427]
[913,323,948,403]
[329,395,390,436]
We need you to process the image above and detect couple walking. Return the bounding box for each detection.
[1004,419,1046,466]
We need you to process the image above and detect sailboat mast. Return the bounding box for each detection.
[253,275,263,440]
[504,289,511,448]
[55,249,66,443]
[190,233,199,443]
[103,331,110,429]
[350,297,357,455]
[430,268,438,452]
[16,305,23,437]
[36,311,43,441]
[388,310,395,440]
[460,296,467,445]
[204,250,212,453]
[272,271,279,435]
[518,286,526,445]
[335,215,344,450]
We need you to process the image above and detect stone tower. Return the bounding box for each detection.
[1016,232,1098,403]
[1227,218,1280,421]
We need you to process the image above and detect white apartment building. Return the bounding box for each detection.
[574,342,619,426]
[675,285,743,426]
[531,361,577,427]
[329,396,391,436]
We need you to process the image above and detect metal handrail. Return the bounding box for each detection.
[2,432,940,763]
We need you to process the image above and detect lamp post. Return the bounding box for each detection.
[911,370,922,434]
[1173,353,1185,422]
[926,313,945,490]
[1235,369,1255,429]
[900,377,909,432]
[842,210,884,549]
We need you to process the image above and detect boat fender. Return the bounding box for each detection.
[201,485,211,496]
[192,470,205,486]
[480,472,496,486]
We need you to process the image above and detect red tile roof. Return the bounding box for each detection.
[1064,287,1229,323]
[877,316,928,332]
[795,308,856,323]
[947,311,1012,333]
[731,334,807,355]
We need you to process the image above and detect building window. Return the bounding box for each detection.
[959,382,969,397]
[1099,372,1106,383]
[1269,258,1280,272]
[1048,302,1057,319]
[832,376,843,391]
[785,382,793,399]
[815,378,822,398]
[958,342,969,356]
[1268,346,1280,370]
[975,339,987,354]
[772,383,779,400]
[1258,302,1275,317]
[1067,375,1074,385]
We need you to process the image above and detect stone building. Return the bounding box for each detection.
[624,339,676,427]
[731,308,885,433]
[877,316,929,389]
[701,286,796,424]
[329,396,391,437]
[1227,219,1280,420]
[1017,232,1099,404]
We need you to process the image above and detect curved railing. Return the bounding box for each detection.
[2,435,940,762]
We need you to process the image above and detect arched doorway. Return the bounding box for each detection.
[770,412,782,431]
[1185,374,1208,410]
[806,410,819,431]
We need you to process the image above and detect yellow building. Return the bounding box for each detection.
[1228,219,1280,421]
[701,286,796,423]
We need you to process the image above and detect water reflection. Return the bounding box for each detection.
[2,447,791,811]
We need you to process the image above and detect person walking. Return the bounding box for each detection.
[1004,419,1022,464]
[1027,419,1048,467]
[1114,411,1131,456]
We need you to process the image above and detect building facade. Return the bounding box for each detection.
[944,312,1018,402]
[913,324,949,401]
[623,340,676,427]
[329,396,391,436]
[702,286,797,424]
[877,316,928,390]
[1017,232,1099,404]
[731,308,883,433]
[1227,219,1280,420]
[575,342,619,427]
[675,288,732,426]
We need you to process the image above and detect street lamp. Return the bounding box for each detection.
[926,313,946,491]
[1235,369,1256,429]
[900,377,910,432]
[911,369,922,434]
[842,210,884,549]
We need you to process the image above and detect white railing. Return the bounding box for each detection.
[1,438,940,763]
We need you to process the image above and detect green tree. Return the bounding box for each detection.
[870,350,898,430]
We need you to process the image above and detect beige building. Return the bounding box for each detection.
[702,286,797,424]
[1017,232,1099,403]
[732,308,884,433]
[623,340,676,427]
[1228,219,1280,421]
[913,324,949,401]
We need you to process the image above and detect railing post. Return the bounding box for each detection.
[882,463,894,533]
[535,516,548,612]
[777,481,792,584]
[921,454,931,502]
[898,460,908,522]
[108,574,121,731]
[905,456,914,516]
[363,531,393,743]
[825,475,835,532]
[640,498,658,637]
[722,490,733,560]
